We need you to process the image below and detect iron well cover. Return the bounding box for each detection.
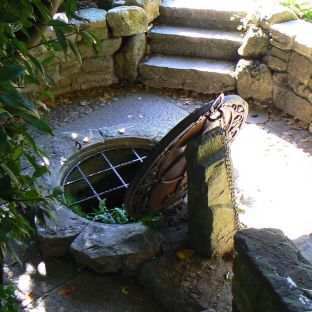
[124,94,248,218]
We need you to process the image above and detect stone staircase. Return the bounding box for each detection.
[139,0,251,94]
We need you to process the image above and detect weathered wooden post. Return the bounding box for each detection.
[185,126,238,258]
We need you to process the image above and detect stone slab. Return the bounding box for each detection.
[107,6,148,37]
[233,228,312,312]
[70,222,161,273]
[115,33,146,82]
[125,0,161,23]
[148,25,241,60]
[264,55,288,72]
[36,206,88,257]
[260,5,298,30]
[273,83,312,124]
[270,46,291,62]
[158,0,248,31]
[288,51,312,92]
[71,8,109,38]
[78,38,122,58]
[294,22,312,61]
[139,54,236,94]
[186,127,236,258]
[238,26,269,59]
[236,59,272,101]
[270,20,306,50]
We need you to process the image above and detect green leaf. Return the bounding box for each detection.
[68,40,82,64]
[80,31,96,45]
[55,27,68,51]
[65,0,78,19]
[0,65,25,82]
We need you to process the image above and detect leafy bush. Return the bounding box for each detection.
[0,283,20,312]
[0,0,97,292]
[281,0,312,22]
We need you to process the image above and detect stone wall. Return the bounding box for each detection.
[27,1,160,96]
[268,20,312,129]
[233,228,312,312]
[236,5,312,131]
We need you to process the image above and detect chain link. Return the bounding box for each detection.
[220,116,242,231]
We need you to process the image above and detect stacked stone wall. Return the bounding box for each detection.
[26,1,160,96]
[236,5,312,131]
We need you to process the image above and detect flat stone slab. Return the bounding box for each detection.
[148,25,242,60]
[233,228,312,311]
[139,54,236,93]
[158,0,249,31]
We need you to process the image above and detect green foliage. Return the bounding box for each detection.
[91,199,129,224]
[0,0,98,293]
[0,283,20,312]
[281,0,312,22]
[65,196,166,227]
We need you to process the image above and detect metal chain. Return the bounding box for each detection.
[220,116,242,231]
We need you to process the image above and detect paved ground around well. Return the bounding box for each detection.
[5,84,312,311]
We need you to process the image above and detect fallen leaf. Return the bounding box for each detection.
[82,136,90,143]
[176,248,194,260]
[138,114,144,119]
[121,286,128,295]
[119,128,126,134]
[128,114,133,119]
[58,286,76,299]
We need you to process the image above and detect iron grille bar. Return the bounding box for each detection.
[101,152,128,188]
[132,148,144,163]
[76,165,102,202]
[64,155,147,186]
[68,184,129,206]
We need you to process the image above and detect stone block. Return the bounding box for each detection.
[70,8,109,39]
[270,39,292,51]
[233,228,312,312]
[72,61,118,91]
[288,52,312,90]
[260,5,298,30]
[78,38,122,58]
[273,83,312,124]
[236,59,272,101]
[36,206,88,257]
[270,20,306,49]
[238,26,269,59]
[59,59,81,76]
[294,21,312,60]
[264,55,288,72]
[272,72,288,85]
[270,46,291,62]
[70,222,161,273]
[53,77,73,95]
[186,127,236,258]
[107,6,148,37]
[125,0,161,23]
[81,56,114,73]
[115,33,146,82]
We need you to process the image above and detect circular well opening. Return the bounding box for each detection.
[62,139,153,219]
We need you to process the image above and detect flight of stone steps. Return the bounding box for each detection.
[139,0,251,94]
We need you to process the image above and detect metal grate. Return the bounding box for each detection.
[62,147,149,213]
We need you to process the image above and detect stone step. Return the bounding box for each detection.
[158,0,249,31]
[139,54,236,94]
[148,25,242,60]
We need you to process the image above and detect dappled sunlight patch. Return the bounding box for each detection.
[232,123,312,239]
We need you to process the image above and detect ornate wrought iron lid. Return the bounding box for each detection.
[124,94,248,218]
